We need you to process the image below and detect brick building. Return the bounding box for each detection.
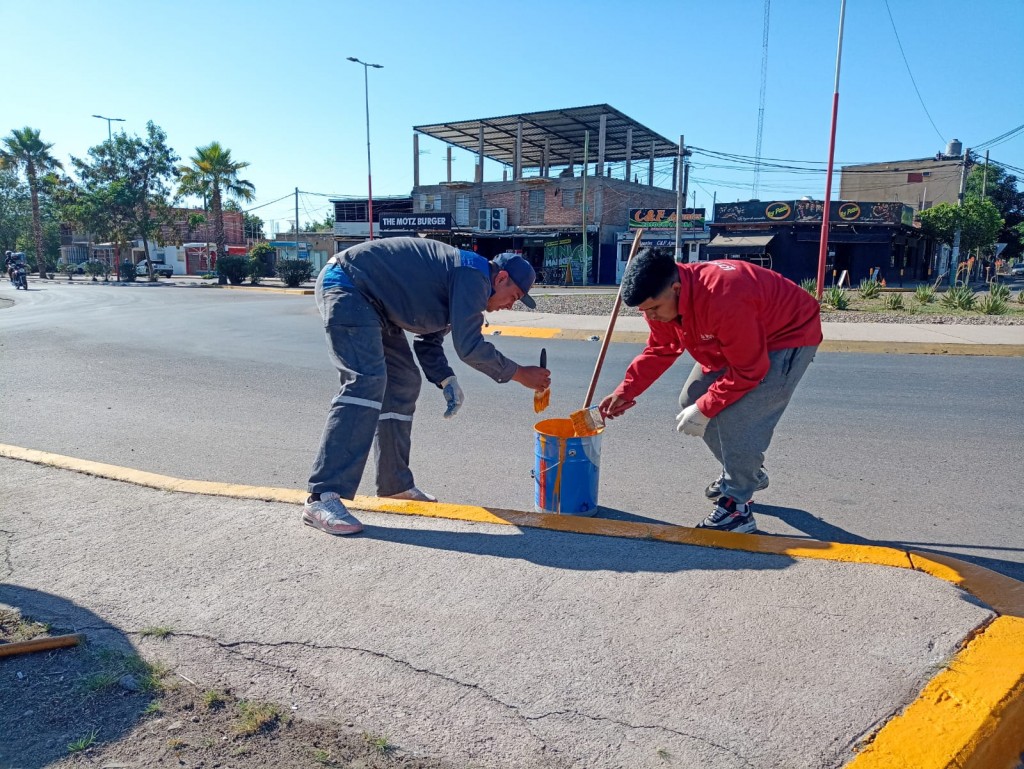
[410,105,681,284]
[839,141,967,213]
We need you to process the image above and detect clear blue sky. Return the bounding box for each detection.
[3,0,1021,234]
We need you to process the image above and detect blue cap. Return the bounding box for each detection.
[491,252,537,308]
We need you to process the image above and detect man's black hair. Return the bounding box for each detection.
[621,248,678,307]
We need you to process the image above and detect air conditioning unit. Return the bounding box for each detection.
[478,208,491,231]
[490,207,508,232]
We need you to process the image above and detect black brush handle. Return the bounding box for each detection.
[540,348,547,368]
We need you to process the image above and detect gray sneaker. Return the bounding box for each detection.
[303,492,363,536]
[704,467,769,500]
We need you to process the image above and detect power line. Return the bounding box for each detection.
[883,0,946,144]
[974,122,1024,151]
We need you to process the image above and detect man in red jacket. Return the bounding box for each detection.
[599,249,822,533]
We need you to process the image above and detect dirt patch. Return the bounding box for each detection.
[0,610,453,769]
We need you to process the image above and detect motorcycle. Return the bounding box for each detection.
[10,262,28,290]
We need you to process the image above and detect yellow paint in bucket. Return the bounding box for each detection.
[534,418,604,516]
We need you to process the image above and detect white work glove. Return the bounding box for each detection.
[675,404,710,437]
[441,376,464,419]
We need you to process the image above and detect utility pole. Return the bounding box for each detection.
[581,130,589,285]
[674,135,685,262]
[815,0,847,299]
[295,187,300,259]
[949,147,971,287]
[975,149,990,281]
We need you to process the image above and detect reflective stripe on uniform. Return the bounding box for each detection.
[321,263,356,290]
[337,395,383,410]
[379,412,414,422]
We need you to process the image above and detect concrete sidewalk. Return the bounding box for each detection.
[2,453,1023,769]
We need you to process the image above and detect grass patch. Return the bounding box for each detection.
[143,700,162,716]
[67,729,98,753]
[138,626,173,639]
[313,748,336,765]
[167,737,187,750]
[203,689,227,711]
[363,731,392,754]
[235,700,281,736]
[0,608,50,643]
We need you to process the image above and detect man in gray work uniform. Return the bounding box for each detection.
[304,237,551,536]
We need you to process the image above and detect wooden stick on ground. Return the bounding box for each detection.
[0,633,85,658]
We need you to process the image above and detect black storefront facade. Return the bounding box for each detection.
[707,200,933,285]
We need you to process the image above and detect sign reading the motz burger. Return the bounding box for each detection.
[379,213,453,231]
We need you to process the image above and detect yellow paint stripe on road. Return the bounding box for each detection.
[482,325,562,339]
[846,615,1024,769]
[908,551,1024,618]
[218,285,314,295]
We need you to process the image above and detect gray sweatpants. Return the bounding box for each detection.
[307,272,422,499]
[678,346,817,502]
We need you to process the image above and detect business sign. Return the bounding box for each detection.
[714,200,913,225]
[379,213,453,231]
[629,208,706,229]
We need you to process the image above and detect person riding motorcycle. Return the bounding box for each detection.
[4,250,17,282]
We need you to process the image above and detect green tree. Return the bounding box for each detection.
[304,213,334,232]
[71,122,179,281]
[0,127,64,278]
[965,163,1024,260]
[224,200,264,240]
[178,142,255,258]
[0,168,31,253]
[920,198,1003,254]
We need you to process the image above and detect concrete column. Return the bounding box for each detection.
[413,133,420,188]
[596,113,607,178]
[477,126,484,183]
[568,148,575,176]
[649,140,656,187]
[543,137,550,177]
[625,127,633,184]
[447,146,452,183]
[515,121,523,180]
[672,156,678,191]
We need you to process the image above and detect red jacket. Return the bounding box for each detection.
[613,261,822,418]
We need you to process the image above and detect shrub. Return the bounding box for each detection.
[822,286,849,310]
[247,256,264,285]
[276,258,314,288]
[800,278,817,296]
[914,284,936,304]
[1018,291,1024,305]
[977,295,1008,315]
[57,262,77,280]
[940,284,976,311]
[120,261,137,282]
[988,282,1011,302]
[216,255,248,285]
[858,279,881,299]
[248,242,275,277]
[82,260,107,281]
[883,293,905,310]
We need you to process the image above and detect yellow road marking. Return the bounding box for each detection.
[482,325,562,339]
[2,441,1023,768]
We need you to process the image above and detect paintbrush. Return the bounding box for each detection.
[570,228,644,436]
[534,348,550,413]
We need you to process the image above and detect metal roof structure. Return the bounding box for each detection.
[413,105,678,168]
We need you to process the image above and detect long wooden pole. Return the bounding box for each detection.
[0,633,85,658]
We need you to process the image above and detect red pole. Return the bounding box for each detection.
[816,0,848,300]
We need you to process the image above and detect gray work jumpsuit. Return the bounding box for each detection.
[308,237,519,498]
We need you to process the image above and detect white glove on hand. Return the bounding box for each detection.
[675,404,710,437]
[441,376,464,419]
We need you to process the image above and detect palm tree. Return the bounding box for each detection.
[178,142,254,259]
[1,127,63,278]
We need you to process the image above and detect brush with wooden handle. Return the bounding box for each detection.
[570,227,645,436]
[534,348,550,413]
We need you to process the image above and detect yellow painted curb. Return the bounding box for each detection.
[846,615,1024,769]
[218,285,314,295]
[2,442,1023,767]
[483,325,1024,356]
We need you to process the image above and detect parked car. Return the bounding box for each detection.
[1011,261,1024,278]
[135,261,175,278]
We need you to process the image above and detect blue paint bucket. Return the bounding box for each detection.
[534,418,602,516]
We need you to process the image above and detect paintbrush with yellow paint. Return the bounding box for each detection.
[534,348,550,413]
[570,227,645,436]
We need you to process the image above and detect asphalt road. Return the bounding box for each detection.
[3,280,1023,581]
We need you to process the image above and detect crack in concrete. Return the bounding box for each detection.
[125,629,755,762]
[522,709,756,767]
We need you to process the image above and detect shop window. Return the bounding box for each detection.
[562,189,576,208]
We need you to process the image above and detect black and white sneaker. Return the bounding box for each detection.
[696,497,757,534]
[704,467,770,500]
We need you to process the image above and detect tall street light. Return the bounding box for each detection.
[347,57,383,240]
[92,114,125,142]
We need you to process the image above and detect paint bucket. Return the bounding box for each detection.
[533,418,602,516]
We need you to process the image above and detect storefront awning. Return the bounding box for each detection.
[705,235,774,255]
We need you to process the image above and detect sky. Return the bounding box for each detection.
[3,0,1022,235]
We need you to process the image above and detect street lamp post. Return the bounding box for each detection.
[92,114,125,143]
[347,57,383,240]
